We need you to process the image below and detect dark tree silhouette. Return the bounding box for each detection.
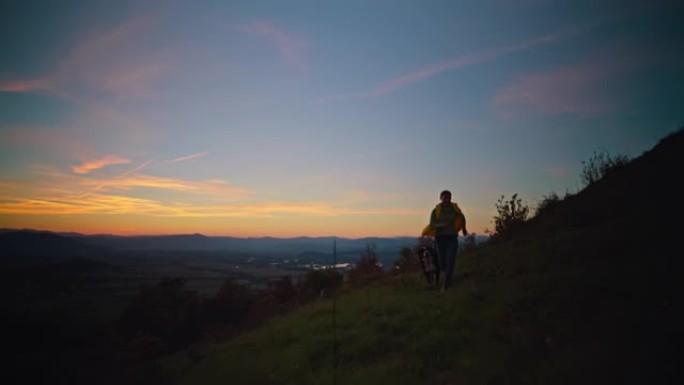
[348,243,383,287]
[491,194,529,241]
[300,269,343,299]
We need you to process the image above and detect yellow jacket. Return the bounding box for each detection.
[421,202,466,236]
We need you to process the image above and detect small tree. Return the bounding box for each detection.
[272,275,297,305]
[393,246,422,273]
[299,269,343,300]
[348,243,383,287]
[534,191,561,217]
[203,279,255,328]
[118,276,202,355]
[492,193,529,241]
[581,151,629,187]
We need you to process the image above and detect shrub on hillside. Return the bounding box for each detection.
[534,192,561,218]
[491,193,529,241]
[118,277,202,354]
[271,275,297,305]
[581,150,629,187]
[393,246,422,273]
[299,269,343,299]
[348,243,383,287]
[203,279,256,328]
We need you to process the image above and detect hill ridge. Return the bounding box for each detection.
[166,128,683,385]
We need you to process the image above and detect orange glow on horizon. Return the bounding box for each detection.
[0,209,491,238]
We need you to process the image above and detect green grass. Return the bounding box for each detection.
[156,122,684,385]
[155,232,595,384]
[156,212,674,385]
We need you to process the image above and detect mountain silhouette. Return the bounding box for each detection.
[0,229,110,261]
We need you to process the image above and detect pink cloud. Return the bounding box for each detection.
[0,15,174,161]
[236,22,308,68]
[0,14,172,103]
[59,16,174,102]
[9,161,251,202]
[75,101,164,145]
[96,61,170,101]
[543,166,567,178]
[72,155,132,174]
[1,126,91,156]
[0,78,52,93]
[493,66,613,117]
[492,47,649,118]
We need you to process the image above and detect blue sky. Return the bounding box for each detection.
[1,0,682,237]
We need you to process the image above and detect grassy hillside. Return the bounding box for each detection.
[157,129,682,385]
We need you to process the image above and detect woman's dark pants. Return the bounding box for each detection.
[435,234,459,289]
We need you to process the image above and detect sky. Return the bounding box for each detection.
[1,0,682,238]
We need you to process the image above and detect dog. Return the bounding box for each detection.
[417,243,439,285]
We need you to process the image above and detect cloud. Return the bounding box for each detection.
[0,126,92,156]
[0,194,422,218]
[492,66,613,117]
[0,194,166,216]
[0,164,421,219]
[492,47,650,118]
[52,15,173,102]
[0,185,417,218]
[86,174,241,194]
[167,151,211,164]
[0,162,253,216]
[317,20,606,102]
[236,21,308,69]
[0,14,173,103]
[0,78,52,93]
[543,166,567,178]
[0,13,173,156]
[71,155,132,174]
[29,161,249,199]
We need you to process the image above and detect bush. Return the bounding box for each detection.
[581,151,629,187]
[300,269,343,299]
[348,243,383,287]
[271,275,297,305]
[203,279,256,328]
[491,194,529,241]
[393,246,422,273]
[534,192,561,217]
[118,277,202,354]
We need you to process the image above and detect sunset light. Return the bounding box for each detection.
[1,1,682,237]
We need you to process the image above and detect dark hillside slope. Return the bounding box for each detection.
[521,127,682,284]
[529,127,682,231]
[478,127,684,382]
[158,129,683,385]
[523,127,683,313]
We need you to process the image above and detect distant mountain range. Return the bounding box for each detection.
[0,228,489,264]
[0,230,108,261]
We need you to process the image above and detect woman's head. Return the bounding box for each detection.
[440,190,451,202]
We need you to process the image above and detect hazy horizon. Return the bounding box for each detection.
[4,226,493,240]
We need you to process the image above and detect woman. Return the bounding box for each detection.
[426,190,468,291]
